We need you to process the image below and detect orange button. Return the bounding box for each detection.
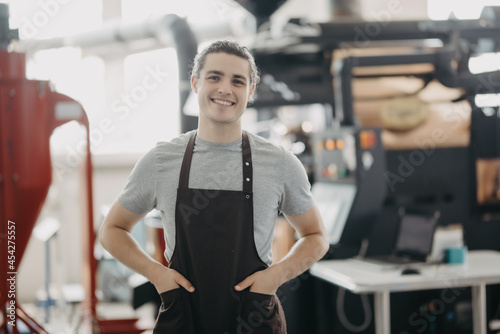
[336,139,345,150]
[325,139,335,150]
[360,130,377,149]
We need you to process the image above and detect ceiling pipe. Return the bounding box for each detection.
[15,14,232,58]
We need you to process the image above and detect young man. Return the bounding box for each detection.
[99,40,328,334]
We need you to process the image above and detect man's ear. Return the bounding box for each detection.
[248,84,256,102]
[190,75,198,93]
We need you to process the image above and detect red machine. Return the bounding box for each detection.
[0,50,96,333]
[0,4,143,334]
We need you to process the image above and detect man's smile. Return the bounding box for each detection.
[211,98,235,106]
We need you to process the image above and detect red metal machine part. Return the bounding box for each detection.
[0,51,144,333]
[0,50,95,333]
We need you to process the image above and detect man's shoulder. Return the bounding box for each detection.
[149,130,194,159]
[246,131,285,154]
[154,131,194,150]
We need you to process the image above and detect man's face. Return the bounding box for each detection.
[191,52,255,126]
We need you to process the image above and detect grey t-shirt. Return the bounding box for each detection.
[118,130,315,265]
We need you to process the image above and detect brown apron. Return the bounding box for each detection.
[153,131,287,334]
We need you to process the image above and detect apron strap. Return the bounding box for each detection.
[178,131,253,192]
[178,132,197,189]
[242,131,252,193]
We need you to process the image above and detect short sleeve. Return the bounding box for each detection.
[278,150,315,216]
[117,149,157,214]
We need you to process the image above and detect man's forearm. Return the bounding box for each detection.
[99,225,164,283]
[270,232,328,286]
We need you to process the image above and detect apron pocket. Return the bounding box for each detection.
[158,287,182,307]
[153,288,193,334]
[239,291,287,334]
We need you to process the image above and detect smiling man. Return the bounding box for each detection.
[99,40,328,334]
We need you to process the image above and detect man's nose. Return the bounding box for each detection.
[217,79,231,94]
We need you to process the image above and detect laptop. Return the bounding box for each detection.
[352,210,440,270]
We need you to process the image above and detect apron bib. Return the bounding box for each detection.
[153,131,286,334]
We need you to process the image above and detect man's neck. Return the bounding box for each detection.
[196,122,242,143]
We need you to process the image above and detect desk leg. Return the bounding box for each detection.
[374,291,390,334]
[472,283,486,334]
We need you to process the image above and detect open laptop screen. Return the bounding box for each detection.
[394,213,438,259]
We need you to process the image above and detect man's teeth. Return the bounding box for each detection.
[213,99,233,106]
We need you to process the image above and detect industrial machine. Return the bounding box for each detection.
[0,4,102,333]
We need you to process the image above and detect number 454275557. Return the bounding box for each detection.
[7,220,15,257]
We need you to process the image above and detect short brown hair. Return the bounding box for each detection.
[191,40,260,87]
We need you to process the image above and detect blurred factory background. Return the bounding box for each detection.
[1,0,500,333]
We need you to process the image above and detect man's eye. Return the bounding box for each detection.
[208,76,219,81]
[234,80,244,85]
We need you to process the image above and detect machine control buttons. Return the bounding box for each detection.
[322,163,349,180]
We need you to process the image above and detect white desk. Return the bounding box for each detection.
[310,250,500,334]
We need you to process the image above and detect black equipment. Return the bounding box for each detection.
[231,2,500,334]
